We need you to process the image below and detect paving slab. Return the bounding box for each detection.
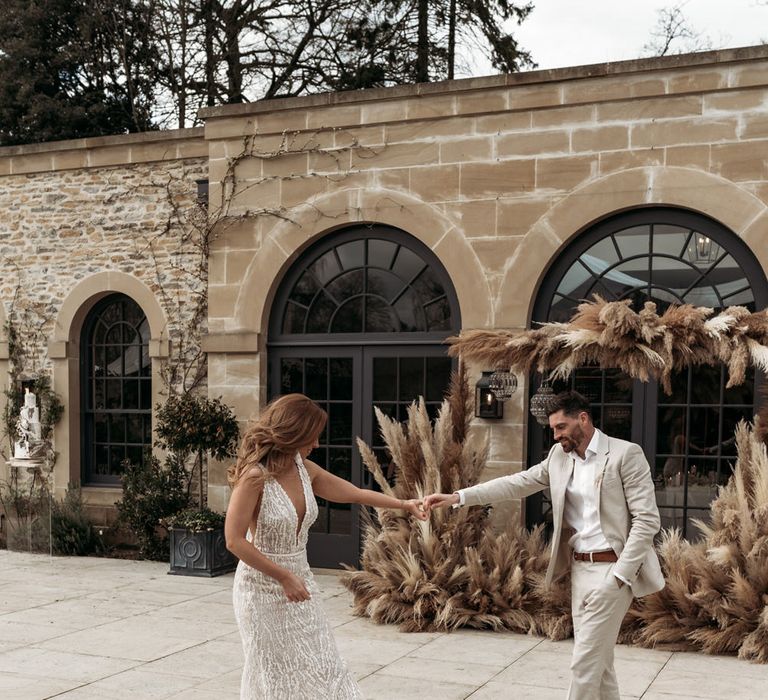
[2,550,768,699]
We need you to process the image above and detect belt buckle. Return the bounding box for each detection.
[589,552,594,563]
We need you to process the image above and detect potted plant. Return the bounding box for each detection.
[156,393,240,576]
[165,506,236,577]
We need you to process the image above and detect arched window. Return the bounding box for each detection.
[81,294,152,485]
[269,225,460,567]
[529,207,767,538]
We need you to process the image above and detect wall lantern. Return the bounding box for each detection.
[475,369,517,419]
[530,379,556,426]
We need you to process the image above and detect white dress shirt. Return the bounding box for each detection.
[454,427,629,586]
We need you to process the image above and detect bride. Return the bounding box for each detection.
[225,393,426,699]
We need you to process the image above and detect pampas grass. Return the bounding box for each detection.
[341,366,572,637]
[627,421,768,662]
[448,297,768,393]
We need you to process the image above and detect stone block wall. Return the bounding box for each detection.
[201,46,768,519]
[0,129,208,522]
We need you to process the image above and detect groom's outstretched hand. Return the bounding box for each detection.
[423,493,460,511]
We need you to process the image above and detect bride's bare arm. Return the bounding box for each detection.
[303,459,427,520]
[225,469,310,602]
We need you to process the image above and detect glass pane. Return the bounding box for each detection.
[140,379,152,410]
[411,267,446,305]
[105,345,122,374]
[399,357,424,402]
[653,226,689,257]
[331,298,364,333]
[690,365,722,405]
[688,458,718,493]
[656,407,687,456]
[93,320,108,345]
[306,292,337,333]
[289,272,320,306]
[614,225,651,258]
[280,358,304,394]
[573,367,601,403]
[604,370,632,403]
[336,240,365,270]
[94,414,108,442]
[93,380,105,410]
[283,301,307,334]
[425,297,451,331]
[105,325,122,346]
[329,404,352,445]
[144,415,153,442]
[426,357,452,401]
[612,260,649,290]
[722,407,754,456]
[110,446,125,474]
[305,358,328,400]
[602,405,632,441]
[309,250,341,284]
[328,448,352,481]
[689,407,720,453]
[682,285,720,308]
[327,269,364,299]
[106,380,122,409]
[123,300,144,329]
[127,414,143,443]
[365,296,398,332]
[368,239,397,269]
[583,237,620,270]
[660,370,688,405]
[367,269,404,303]
[391,246,425,282]
[95,445,109,475]
[329,358,353,400]
[127,446,143,468]
[393,291,423,332]
[556,264,595,299]
[109,414,125,443]
[93,347,105,377]
[124,380,139,410]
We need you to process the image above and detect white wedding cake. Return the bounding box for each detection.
[14,388,43,459]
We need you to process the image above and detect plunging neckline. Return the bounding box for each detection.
[272,456,308,543]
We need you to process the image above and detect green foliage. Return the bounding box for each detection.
[116,454,189,560]
[155,394,239,461]
[0,475,51,552]
[165,506,226,532]
[0,0,158,145]
[51,484,105,556]
[3,374,64,455]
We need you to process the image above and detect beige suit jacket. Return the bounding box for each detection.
[458,432,665,598]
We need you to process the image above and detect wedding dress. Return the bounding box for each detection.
[233,454,362,700]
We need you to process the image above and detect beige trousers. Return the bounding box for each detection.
[567,560,633,700]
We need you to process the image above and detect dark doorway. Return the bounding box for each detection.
[268,226,460,567]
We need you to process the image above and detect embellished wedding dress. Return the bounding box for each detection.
[232,454,362,700]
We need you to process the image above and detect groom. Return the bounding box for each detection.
[424,390,664,700]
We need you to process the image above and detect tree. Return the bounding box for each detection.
[643,3,713,57]
[333,0,534,90]
[0,0,159,145]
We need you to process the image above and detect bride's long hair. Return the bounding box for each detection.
[227,393,327,488]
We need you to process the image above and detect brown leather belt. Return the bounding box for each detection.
[573,549,618,563]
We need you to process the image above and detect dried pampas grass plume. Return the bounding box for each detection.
[448,297,768,394]
[342,365,571,637]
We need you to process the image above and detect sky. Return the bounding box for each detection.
[469,0,768,75]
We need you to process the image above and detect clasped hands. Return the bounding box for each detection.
[399,492,460,520]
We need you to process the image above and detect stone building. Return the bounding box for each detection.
[1,46,766,567]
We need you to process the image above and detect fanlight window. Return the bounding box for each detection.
[280,235,453,334]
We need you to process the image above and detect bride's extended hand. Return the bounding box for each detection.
[400,498,428,521]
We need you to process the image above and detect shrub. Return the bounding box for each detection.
[116,454,189,560]
[51,484,104,556]
[165,506,226,532]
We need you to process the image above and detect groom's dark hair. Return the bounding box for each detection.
[547,390,592,419]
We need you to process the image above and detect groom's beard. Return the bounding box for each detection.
[558,426,585,453]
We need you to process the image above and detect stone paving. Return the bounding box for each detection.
[1,551,767,699]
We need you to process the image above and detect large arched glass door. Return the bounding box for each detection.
[528,207,767,539]
[268,226,460,567]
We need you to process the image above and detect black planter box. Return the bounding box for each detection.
[168,527,237,577]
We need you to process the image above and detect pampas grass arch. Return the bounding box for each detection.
[342,297,768,662]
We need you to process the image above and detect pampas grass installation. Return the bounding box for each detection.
[448,297,768,393]
[341,366,572,637]
[627,421,768,662]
